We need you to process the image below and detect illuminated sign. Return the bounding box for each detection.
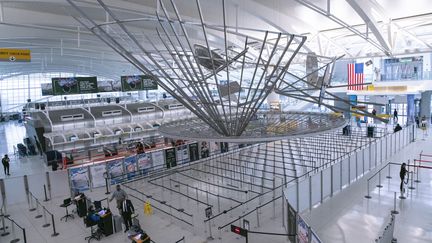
[231,225,248,237]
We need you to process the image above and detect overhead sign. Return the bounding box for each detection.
[52,77,98,95]
[121,75,158,91]
[0,48,31,62]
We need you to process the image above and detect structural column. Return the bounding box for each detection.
[420,91,431,123]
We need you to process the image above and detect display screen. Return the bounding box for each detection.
[97,80,121,92]
[52,77,98,95]
[121,75,158,91]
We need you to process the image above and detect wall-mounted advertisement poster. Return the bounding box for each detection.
[69,166,90,193]
[97,80,122,92]
[176,144,189,164]
[52,77,98,95]
[137,153,152,175]
[165,148,177,168]
[210,141,220,156]
[107,159,124,185]
[124,155,138,179]
[200,141,209,159]
[90,163,107,188]
[189,143,199,162]
[297,215,309,243]
[151,150,165,169]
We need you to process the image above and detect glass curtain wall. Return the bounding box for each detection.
[0,73,114,112]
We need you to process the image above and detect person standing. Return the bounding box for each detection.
[109,185,127,211]
[121,198,135,232]
[2,154,10,176]
[415,116,420,128]
[421,115,427,128]
[393,109,398,122]
[399,163,408,193]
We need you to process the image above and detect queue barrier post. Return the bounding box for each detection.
[0,208,9,236]
[414,159,421,183]
[42,206,51,228]
[365,179,372,199]
[408,172,415,190]
[376,170,383,188]
[51,213,59,237]
[22,228,27,243]
[43,185,49,202]
[28,193,36,212]
[10,220,19,243]
[391,192,399,215]
[45,172,52,200]
[35,199,42,218]
[386,163,392,179]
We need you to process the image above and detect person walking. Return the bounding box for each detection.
[415,116,420,128]
[2,154,10,176]
[399,163,409,193]
[121,198,135,232]
[393,109,398,122]
[109,185,127,211]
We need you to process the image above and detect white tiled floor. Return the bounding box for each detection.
[0,122,431,243]
[302,128,432,243]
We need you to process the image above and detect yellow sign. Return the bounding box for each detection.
[144,201,153,215]
[377,114,391,119]
[0,49,31,62]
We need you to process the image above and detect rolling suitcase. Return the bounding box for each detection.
[113,215,122,233]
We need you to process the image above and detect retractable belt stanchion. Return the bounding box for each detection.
[9,218,19,243]
[43,185,49,202]
[45,172,52,200]
[42,206,51,228]
[391,192,399,215]
[50,211,59,237]
[0,208,9,236]
[0,179,8,217]
[408,171,416,190]
[34,198,42,219]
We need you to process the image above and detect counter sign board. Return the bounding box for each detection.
[0,48,31,62]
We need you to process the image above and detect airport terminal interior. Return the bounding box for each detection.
[0,0,432,243]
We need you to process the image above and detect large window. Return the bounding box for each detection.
[0,72,111,112]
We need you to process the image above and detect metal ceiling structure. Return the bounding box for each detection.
[61,0,392,140]
[0,0,430,80]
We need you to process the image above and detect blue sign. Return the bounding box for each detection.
[107,159,124,185]
[69,166,90,193]
[124,155,138,180]
[137,153,152,175]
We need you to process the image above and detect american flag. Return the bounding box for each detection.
[347,63,364,90]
